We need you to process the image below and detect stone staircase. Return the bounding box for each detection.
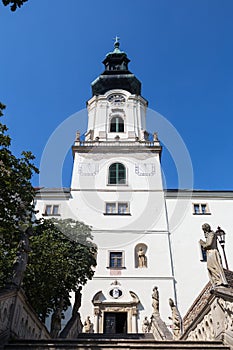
[4,333,231,350]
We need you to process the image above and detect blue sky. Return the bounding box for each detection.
[1,0,233,190]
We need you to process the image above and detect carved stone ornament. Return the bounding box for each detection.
[108,94,126,105]
[109,287,123,299]
[135,163,156,176]
[111,280,121,286]
[78,163,99,176]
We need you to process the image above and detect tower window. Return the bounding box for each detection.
[44,205,60,216]
[105,202,130,215]
[110,116,124,132]
[108,163,126,185]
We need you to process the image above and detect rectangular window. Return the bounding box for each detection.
[118,202,128,214]
[193,203,210,215]
[194,204,200,214]
[44,205,60,216]
[201,204,207,214]
[45,205,52,215]
[109,252,123,268]
[106,203,116,214]
[105,202,130,215]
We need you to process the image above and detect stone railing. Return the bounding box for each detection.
[182,286,233,350]
[184,311,215,341]
[183,282,212,332]
[59,312,83,339]
[74,140,159,148]
[150,314,172,340]
[0,288,50,345]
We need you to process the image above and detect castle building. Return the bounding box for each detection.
[35,39,233,334]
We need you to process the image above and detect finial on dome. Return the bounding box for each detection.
[114,35,120,47]
[113,35,121,53]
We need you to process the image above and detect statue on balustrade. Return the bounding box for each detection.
[50,307,62,338]
[142,316,150,333]
[83,316,94,333]
[152,286,159,316]
[169,298,181,339]
[10,226,32,289]
[199,223,228,288]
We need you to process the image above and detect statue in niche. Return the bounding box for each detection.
[137,246,147,268]
[10,226,32,289]
[199,223,228,288]
[152,286,159,315]
[142,316,150,333]
[83,316,94,333]
[168,298,181,339]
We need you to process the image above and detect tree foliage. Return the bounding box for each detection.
[0,103,38,286]
[24,218,97,322]
[0,105,97,323]
[0,104,38,230]
[2,0,28,11]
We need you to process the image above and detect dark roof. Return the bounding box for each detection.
[91,40,141,96]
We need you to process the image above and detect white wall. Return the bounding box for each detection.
[166,193,233,317]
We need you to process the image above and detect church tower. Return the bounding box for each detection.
[70,38,176,333]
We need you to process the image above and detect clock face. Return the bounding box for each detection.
[108,94,125,104]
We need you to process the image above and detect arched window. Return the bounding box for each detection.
[108,163,126,185]
[110,116,124,132]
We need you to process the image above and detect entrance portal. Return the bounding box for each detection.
[104,312,127,334]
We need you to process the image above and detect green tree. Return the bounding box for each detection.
[0,103,38,286]
[24,218,97,322]
[0,104,38,230]
[2,0,28,11]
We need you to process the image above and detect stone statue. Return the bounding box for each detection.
[153,132,158,141]
[83,316,93,333]
[169,298,181,339]
[11,227,31,289]
[152,286,159,315]
[137,246,147,268]
[75,130,80,141]
[50,307,62,338]
[142,316,150,333]
[199,223,228,288]
[50,297,64,338]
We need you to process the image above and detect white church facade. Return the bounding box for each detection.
[35,40,233,334]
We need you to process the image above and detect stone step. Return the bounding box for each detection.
[77,332,154,339]
[4,339,231,350]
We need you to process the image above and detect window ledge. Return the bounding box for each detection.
[193,213,211,215]
[107,184,128,186]
[106,267,126,270]
[104,213,131,216]
[42,213,61,217]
